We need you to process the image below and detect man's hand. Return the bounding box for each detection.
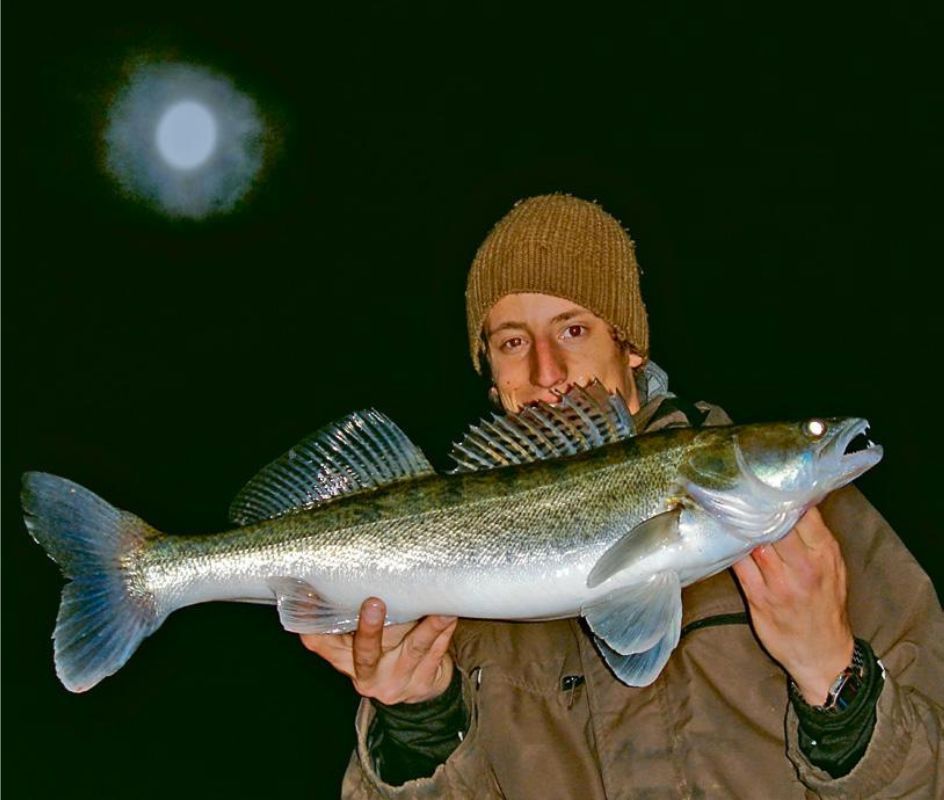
[301,597,458,705]
[731,507,855,705]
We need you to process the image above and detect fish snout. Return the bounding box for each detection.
[817,417,883,487]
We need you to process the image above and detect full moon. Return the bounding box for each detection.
[155,101,217,169]
[104,62,266,218]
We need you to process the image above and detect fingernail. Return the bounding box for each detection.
[363,604,383,624]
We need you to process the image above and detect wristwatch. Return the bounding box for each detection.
[791,640,870,714]
[819,641,868,713]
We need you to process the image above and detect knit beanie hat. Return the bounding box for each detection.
[466,193,649,373]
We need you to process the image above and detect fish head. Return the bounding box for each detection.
[679,418,883,541]
[733,417,883,495]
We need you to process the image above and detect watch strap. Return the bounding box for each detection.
[791,638,885,778]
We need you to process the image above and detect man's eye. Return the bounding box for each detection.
[563,325,586,339]
[501,336,524,352]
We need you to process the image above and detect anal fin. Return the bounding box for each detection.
[268,577,361,635]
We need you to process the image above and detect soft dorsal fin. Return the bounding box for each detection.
[229,409,435,525]
[449,381,635,473]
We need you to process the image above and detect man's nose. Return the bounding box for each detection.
[530,336,567,390]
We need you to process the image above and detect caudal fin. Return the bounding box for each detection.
[22,472,164,692]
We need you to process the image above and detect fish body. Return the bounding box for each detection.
[136,431,687,621]
[22,387,882,693]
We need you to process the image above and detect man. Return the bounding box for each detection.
[304,194,944,797]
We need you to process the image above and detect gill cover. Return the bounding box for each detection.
[680,434,798,541]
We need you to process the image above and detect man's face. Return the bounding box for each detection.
[484,293,643,413]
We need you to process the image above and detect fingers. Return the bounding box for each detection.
[403,616,457,674]
[733,543,789,600]
[411,618,458,688]
[793,506,833,549]
[352,597,386,682]
[770,510,842,581]
[298,600,459,703]
[770,527,810,566]
[731,553,766,599]
[733,510,845,603]
[400,614,458,665]
[380,620,423,650]
[744,508,836,576]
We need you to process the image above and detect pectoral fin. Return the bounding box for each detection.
[267,577,361,635]
[583,571,683,686]
[587,509,682,589]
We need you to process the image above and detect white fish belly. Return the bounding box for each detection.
[299,558,601,623]
[155,557,593,622]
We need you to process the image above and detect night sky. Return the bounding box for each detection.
[4,2,942,798]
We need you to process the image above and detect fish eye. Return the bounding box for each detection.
[804,419,827,439]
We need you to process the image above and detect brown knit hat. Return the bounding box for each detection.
[466,193,649,373]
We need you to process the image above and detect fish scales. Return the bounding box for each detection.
[21,385,882,691]
[134,431,694,621]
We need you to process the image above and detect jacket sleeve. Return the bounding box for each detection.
[341,666,503,800]
[786,487,944,798]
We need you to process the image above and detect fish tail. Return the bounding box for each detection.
[21,471,164,692]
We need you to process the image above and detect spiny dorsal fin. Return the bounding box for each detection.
[449,381,635,473]
[229,409,434,525]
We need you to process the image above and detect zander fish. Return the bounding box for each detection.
[22,385,882,693]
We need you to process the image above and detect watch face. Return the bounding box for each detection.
[833,673,863,713]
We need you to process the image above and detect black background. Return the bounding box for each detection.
[4,2,942,797]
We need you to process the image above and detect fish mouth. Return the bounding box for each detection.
[821,417,884,487]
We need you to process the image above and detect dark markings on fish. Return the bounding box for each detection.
[20,383,883,693]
